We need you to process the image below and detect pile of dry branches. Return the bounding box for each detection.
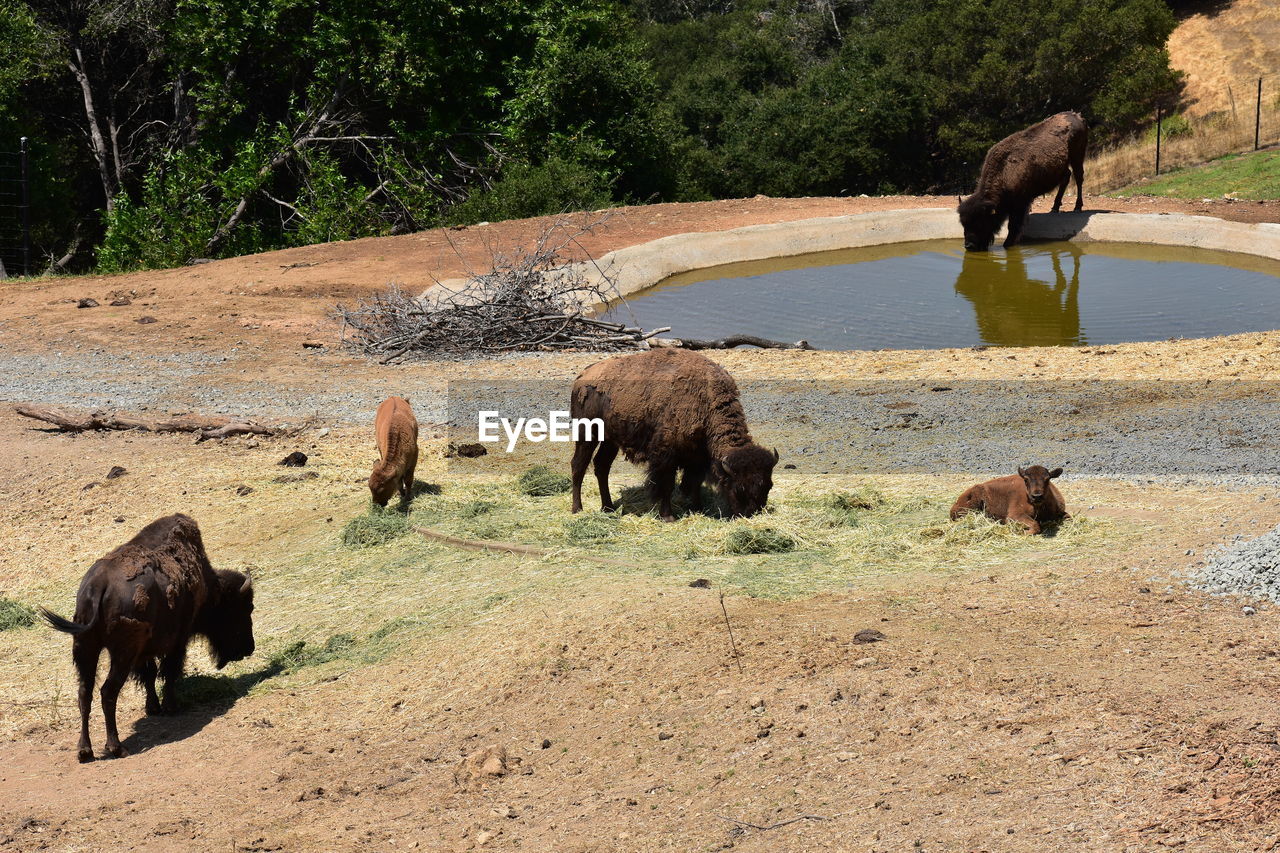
[337,217,666,362]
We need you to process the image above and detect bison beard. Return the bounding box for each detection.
[568,349,778,522]
[958,111,1087,250]
[40,514,255,762]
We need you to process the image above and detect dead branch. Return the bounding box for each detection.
[336,214,651,359]
[650,335,814,351]
[14,404,294,441]
[713,814,828,831]
[719,590,744,674]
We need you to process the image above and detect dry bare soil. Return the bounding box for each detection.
[3,195,1280,852]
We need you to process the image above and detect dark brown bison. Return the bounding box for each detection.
[950,465,1069,535]
[370,395,419,507]
[958,112,1087,251]
[40,514,255,762]
[569,348,778,522]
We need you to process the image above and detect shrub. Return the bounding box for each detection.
[446,156,616,226]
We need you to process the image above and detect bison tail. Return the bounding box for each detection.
[38,607,92,635]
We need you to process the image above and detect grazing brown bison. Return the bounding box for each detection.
[958,112,1087,251]
[950,465,1069,535]
[569,349,778,522]
[370,395,419,507]
[39,514,255,762]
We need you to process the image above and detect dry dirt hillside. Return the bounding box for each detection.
[1167,0,1280,116]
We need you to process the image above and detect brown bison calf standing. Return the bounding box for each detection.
[569,349,778,521]
[950,465,1069,535]
[40,514,255,762]
[370,396,419,507]
[958,111,1087,250]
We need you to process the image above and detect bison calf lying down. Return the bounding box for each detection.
[958,111,1087,250]
[370,395,419,507]
[40,514,255,762]
[950,465,1069,535]
[570,349,778,521]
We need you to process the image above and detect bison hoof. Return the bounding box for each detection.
[78,747,95,763]
[106,743,128,759]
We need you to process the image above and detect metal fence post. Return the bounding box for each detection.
[1155,107,1162,176]
[19,137,30,276]
[1256,78,1264,151]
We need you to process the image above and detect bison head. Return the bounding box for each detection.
[957,195,1002,252]
[714,445,779,518]
[1017,465,1062,505]
[206,569,256,669]
[369,468,399,507]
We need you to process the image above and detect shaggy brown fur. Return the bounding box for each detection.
[39,514,255,762]
[370,396,419,507]
[958,111,1087,250]
[569,349,777,521]
[950,465,1069,535]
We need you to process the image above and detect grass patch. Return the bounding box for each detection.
[341,505,411,548]
[270,633,358,673]
[1116,150,1280,201]
[0,598,36,631]
[724,527,796,555]
[517,465,571,497]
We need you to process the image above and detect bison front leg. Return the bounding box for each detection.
[136,658,161,716]
[593,441,619,512]
[680,463,707,513]
[1003,201,1031,248]
[73,643,99,762]
[570,439,598,514]
[1008,514,1042,535]
[1051,173,1070,212]
[649,463,679,522]
[159,644,188,714]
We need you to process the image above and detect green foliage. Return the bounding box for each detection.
[1146,112,1193,142]
[724,527,796,555]
[446,155,617,226]
[517,465,572,497]
[0,597,35,631]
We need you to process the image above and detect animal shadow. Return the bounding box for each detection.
[119,660,284,755]
[615,483,730,520]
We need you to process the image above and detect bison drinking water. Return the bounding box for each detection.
[958,111,1087,250]
[40,514,255,761]
[370,395,419,507]
[950,465,1070,535]
[569,349,777,521]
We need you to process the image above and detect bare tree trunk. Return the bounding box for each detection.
[15,404,298,441]
[67,47,116,212]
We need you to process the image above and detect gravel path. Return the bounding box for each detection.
[1195,523,1280,601]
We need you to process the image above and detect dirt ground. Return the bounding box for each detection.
[3,195,1280,852]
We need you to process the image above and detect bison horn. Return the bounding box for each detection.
[772,447,780,463]
[240,569,253,594]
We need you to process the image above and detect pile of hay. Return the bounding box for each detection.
[341,507,411,548]
[564,514,619,544]
[0,598,35,631]
[724,527,796,555]
[517,465,571,497]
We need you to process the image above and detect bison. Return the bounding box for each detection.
[958,111,1087,251]
[370,395,419,507]
[39,514,255,762]
[569,348,778,522]
[950,465,1069,535]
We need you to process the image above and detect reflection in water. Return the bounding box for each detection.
[953,245,1083,347]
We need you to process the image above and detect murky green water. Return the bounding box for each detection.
[600,240,1280,349]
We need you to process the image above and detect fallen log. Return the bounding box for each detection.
[15,404,289,441]
[649,334,814,351]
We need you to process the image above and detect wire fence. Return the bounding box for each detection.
[1088,74,1280,193]
[0,138,30,278]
